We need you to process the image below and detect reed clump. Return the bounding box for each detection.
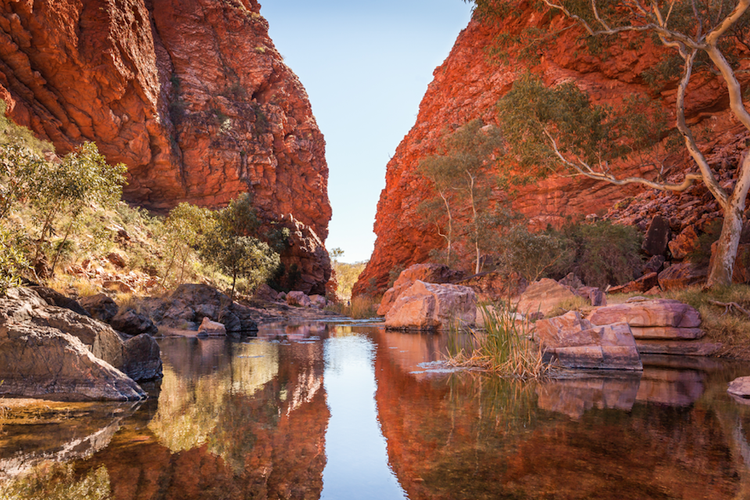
[447,305,550,379]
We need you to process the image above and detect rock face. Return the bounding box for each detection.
[535,311,643,370]
[0,323,146,401]
[0,288,161,384]
[377,263,464,316]
[353,4,750,296]
[588,299,703,340]
[0,0,331,293]
[385,281,477,330]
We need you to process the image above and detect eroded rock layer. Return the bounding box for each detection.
[0,0,331,292]
[353,6,749,296]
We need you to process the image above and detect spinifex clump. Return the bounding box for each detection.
[447,305,550,379]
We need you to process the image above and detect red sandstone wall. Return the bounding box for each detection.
[353,5,748,296]
[0,0,331,292]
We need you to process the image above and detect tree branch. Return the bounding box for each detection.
[543,128,702,192]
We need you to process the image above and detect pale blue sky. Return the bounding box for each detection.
[261,1,474,263]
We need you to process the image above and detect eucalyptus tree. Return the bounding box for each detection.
[418,119,504,274]
[470,0,750,288]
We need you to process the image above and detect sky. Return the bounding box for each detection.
[261,1,474,263]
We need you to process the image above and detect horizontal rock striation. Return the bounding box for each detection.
[0,0,330,292]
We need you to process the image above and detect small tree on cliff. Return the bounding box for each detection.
[471,0,750,288]
[418,119,505,274]
[199,194,281,301]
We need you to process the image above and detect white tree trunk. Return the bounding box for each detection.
[707,153,750,287]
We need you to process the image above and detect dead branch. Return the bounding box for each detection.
[708,299,750,317]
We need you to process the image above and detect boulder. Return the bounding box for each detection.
[576,286,606,307]
[540,321,643,371]
[253,283,279,302]
[139,284,258,335]
[642,215,671,257]
[0,323,145,401]
[110,308,158,336]
[0,288,162,384]
[378,263,465,316]
[80,294,119,323]
[287,291,312,307]
[657,262,707,291]
[198,317,227,336]
[607,272,659,295]
[457,271,527,304]
[106,251,128,268]
[309,294,327,309]
[30,286,91,317]
[515,278,577,317]
[534,311,593,348]
[668,225,699,260]
[643,255,666,274]
[385,281,477,330]
[122,334,162,381]
[588,299,702,340]
[727,376,750,400]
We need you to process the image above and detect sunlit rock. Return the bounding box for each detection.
[385,280,476,330]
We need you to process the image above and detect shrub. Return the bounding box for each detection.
[551,221,643,288]
[497,225,574,282]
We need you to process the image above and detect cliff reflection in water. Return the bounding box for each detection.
[79,326,330,500]
[372,326,750,500]
[6,323,750,499]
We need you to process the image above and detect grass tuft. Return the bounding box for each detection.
[325,295,380,319]
[447,305,550,379]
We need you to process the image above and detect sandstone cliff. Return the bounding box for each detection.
[0,0,331,294]
[353,4,749,297]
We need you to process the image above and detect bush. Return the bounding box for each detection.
[552,221,643,288]
[497,226,573,282]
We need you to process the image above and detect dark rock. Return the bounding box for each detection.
[643,255,666,274]
[30,286,90,317]
[0,323,145,401]
[559,273,583,290]
[668,225,699,260]
[80,294,119,323]
[642,215,671,256]
[110,308,158,336]
[122,334,162,381]
[608,272,659,295]
[657,262,708,291]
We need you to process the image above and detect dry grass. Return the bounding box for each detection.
[447,306,550,379]
[665,284,750,349]
[325,295,380,319]
[545,295,591,318]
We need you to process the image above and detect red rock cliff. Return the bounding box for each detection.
[353,4,748,297]
[0,0,331,293]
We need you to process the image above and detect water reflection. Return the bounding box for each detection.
[321,329,406,499]
[3,323,750,499]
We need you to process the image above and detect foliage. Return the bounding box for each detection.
[688,218,722,266]
[0,226,28,295]
[0,463,111,500]
[551,221,643,288]
[31,142,127,275]
[199,194,281,300]
[0,101,54,155]
[325,294,379,319]
[447,304,549,379]
[329,248,367,301]
[417,119,506,273]
[496,225,574,282]
[0,145,48,219]
[160,202,214,288]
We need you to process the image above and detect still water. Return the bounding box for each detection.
[3,322,750,499]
